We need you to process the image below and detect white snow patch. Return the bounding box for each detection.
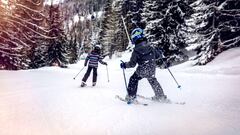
[0,48,240,135]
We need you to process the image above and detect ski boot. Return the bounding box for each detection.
[92,82,96,87]
[80,81,87,87]
[125,95,137,104]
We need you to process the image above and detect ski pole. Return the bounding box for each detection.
[121,60,128,90]
[160,58,181,89]
[167,67,181,89]
[121,15,131,44]
[106,65,110,82]
[121,15,133,50]
[73,66,85,80]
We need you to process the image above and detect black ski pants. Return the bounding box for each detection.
[82,66,97,83]
[127,72,164,97]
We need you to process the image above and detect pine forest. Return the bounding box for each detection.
[0,0,239,70]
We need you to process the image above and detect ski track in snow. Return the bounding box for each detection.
[0,48,240,135]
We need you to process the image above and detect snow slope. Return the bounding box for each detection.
[0,48,240,135]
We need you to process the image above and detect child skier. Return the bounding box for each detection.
[81,45,107,87]
[120,28,167,103]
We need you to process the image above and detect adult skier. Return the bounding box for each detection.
[120,28,167,103]
[81,45,107,87]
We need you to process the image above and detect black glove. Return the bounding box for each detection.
[84,59,88,66]
[120,62,126,69]
[104,62,108,66]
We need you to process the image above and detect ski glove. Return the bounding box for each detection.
[103,62,108,66]
[120,62,126,69]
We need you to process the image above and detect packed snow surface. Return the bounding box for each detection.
[0,48,240,135]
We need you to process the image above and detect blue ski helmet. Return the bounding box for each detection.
[131,28,144,44]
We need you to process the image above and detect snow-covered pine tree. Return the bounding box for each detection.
[90,8,102,52]
[119,0,144,52]
[67,35,79,64]
[135,0,144,25]
[183,0,210,64]
[112,0,127,53]
[72,19,87,55]
[0,0,49,70]
[122,0,139,30]
[29,40,49,68]
[186,0,240,65]
[29,3,52,69]
[141,0,165,48]
[61,0,108,58]
[47,4,69,68]
[142,0,193,66]
[99,0,114,56]
[93,0,126,58]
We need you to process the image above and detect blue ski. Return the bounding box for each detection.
[115,95,148,106]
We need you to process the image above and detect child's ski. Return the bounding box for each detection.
[137,94,185,105]
[115,95,148,106]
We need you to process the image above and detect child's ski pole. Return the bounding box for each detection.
[73,66,85,80]
[160,58,181,89]
[121,15,133,50]
[106,65,110,82]
[121,60,128,90]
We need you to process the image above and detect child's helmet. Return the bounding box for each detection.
[94,45,101,54]
[94,45,101,50]
[131,28,144,44]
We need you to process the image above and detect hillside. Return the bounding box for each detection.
[0,48,240,135]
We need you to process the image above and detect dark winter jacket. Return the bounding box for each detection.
[125,40,162,78]
[85,50,106,68]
